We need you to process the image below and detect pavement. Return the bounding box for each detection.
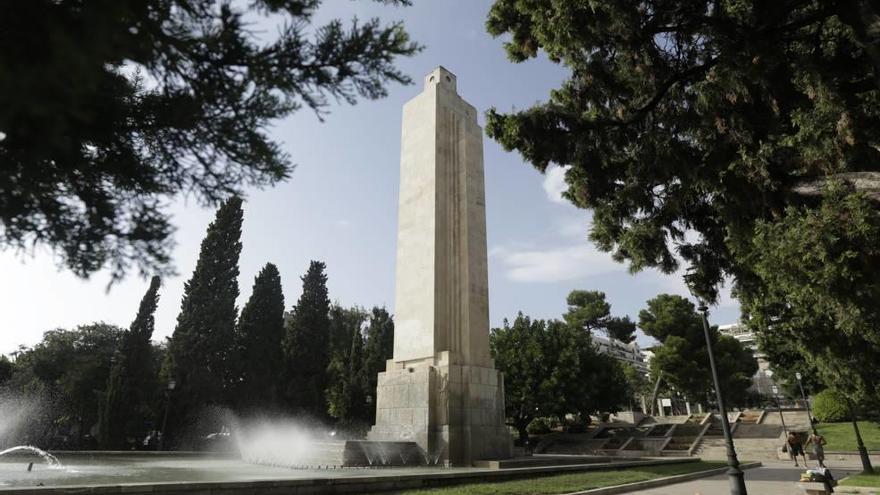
[633,461,864,494]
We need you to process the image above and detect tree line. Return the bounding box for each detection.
[0,198,393,450]
[492,290,756,444]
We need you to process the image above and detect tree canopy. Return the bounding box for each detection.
[282,260,331,417]
[639,294,755,406]
[564,290,636,343]
[486,0,880,301]
[485,0,880,406]
[233,263,286,412]
[0,0,420,282]
[167,197,243,435]
[325,305,370,428]
[100,275,162,448]
[492,312,628,443]
[5,323,124,448]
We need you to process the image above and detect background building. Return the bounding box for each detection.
[718,322,776,396]
[591,334,649,375]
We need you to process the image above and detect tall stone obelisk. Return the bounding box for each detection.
[368,67,513,465]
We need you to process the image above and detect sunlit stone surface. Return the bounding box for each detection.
[368,66,513,465]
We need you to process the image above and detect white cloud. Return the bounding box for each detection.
[334,219,351,227]
[542,165,571,204]
[492,244,624,283]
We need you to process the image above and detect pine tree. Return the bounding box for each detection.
[167,197,242,433]
[363,306,394,416]
[1,1,419,281]
[233,263,285,413]
[282,261,331,418]
[99,275,161,449]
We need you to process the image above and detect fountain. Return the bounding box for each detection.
[0,446,62,467]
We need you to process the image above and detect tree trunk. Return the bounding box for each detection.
[516,424,530,446]
[791,172,880,202]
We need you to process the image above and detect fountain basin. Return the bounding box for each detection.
[243,440,423,468]
[0,451,696,494]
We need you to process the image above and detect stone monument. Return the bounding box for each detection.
[368,67,513,465]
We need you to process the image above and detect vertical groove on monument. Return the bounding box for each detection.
[368,66,513,465]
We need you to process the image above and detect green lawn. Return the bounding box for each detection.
[817,421,880,451]
[397,461,727,495]
[840,472,880,487]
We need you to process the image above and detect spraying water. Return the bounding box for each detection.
[0,446,62,468]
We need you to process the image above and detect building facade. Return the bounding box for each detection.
[718,322,776,396]
[590,334,650,376]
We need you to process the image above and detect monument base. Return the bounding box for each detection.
[368,354,513,466]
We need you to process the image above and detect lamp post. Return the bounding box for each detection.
[699,304,747,495]
[794,372,814,425]
[771,386,788,438]
[159,378,176,451]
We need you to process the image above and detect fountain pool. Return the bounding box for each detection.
[0,451,692,494]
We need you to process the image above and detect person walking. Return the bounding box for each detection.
[788,431,808,467]
[807,428,827,468]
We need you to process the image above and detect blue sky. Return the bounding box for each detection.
[0,0,740,355]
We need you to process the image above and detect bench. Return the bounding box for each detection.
[797,481,832,494]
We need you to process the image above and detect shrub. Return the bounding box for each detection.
[527,417,552,434]
[812,389,850,423]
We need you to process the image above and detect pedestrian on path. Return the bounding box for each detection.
[807,429,827,468]
[788,432,808,467]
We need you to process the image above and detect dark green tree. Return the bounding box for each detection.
[0,355,12,385]
[755,325,824,399]
[484,1,880,409]
[492,312,628,442]
[326,306,370,427]
[563,290,636,343]
[0,0,420,282]
[363,306,395,407]
[486,0,880,301]
[621,363,650,412]
[639,294,756,407]
[745,185,880,406]
[7,323,123,448]
[167,197,242,434]
[282,260,331,417]
[491,313,549,443]
[99,275,161,449]
[233,263,285,413]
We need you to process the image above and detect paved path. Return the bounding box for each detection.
[635,461,862,494]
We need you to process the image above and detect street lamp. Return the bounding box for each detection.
[159,378,176,451]
[771,386,788,439]
[699,304,747,495]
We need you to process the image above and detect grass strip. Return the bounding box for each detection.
[840,472,880,487]
[397,461,727,495]
[818,422,880,451]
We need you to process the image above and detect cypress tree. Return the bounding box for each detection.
[168,197,242,433]
[326,306,370,426]
[363,306,394,417]
[99,275,161,449]
[233,263,285,412]
[282,261,331,418]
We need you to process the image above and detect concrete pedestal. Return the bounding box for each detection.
[369,353,512,465]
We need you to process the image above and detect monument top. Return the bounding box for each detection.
[424,66,457,92]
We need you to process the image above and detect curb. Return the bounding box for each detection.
[837,487,880,495]
[561,461,763,495]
